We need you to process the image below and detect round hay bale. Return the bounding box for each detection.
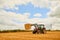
[25,24,31,30]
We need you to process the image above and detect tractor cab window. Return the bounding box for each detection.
[38,24,45,29]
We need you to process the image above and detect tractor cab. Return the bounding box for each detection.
[38,24,45,29]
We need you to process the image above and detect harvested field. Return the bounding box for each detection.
[0,31,60,40]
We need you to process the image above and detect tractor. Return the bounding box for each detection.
[25,23,46,34]
[32,24,46,34]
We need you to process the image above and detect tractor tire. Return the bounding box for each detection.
[33,30,37,34]
[37,30,40,34]
[43,30,46,34]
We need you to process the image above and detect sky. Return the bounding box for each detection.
[0,0,60,30]
[4,2,50,18]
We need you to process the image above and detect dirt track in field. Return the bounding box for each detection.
[0,31,60,40]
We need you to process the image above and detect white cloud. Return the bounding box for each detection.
[48,6,60,18]
[0,0,32,8]
[24,13,30,18]
[34,13,42,17]
[0,0,60,30]
[0,10,31,30]
[0,10,60,30]
[0,9,60,30]
[0,0,60,8]
[0,10,52,30]
[47,6,60,30]
[31,0,49,8]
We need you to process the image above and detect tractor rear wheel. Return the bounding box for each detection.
[33,30,37,34]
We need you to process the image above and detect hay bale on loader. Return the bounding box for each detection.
[25,24,31,30]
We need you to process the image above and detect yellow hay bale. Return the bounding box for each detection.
[25,24,31,30]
